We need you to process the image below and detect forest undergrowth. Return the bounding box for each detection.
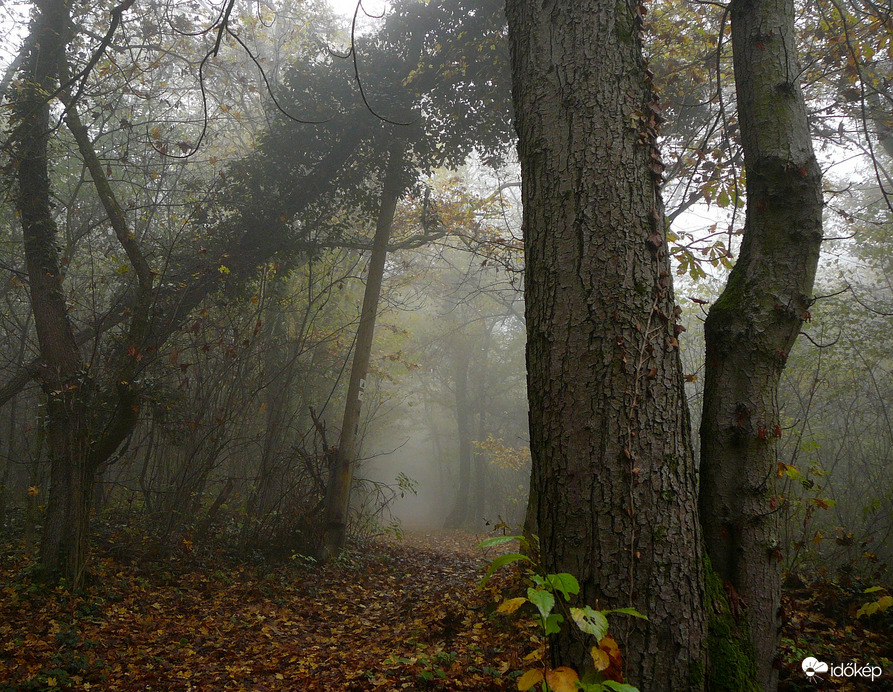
[0,527,890,691]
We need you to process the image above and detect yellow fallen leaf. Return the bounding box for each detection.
[497,597,528,614]
[523,645,546,661]
[517,668,544,690]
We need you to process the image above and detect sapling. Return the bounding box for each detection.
[478,534,646,692]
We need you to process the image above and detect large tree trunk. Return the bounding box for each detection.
[699,1,823,689]
[506,0,706,685]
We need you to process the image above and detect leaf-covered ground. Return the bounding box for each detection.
[1,530,890,691]
[777,576,892,690]
[1,531,529,691]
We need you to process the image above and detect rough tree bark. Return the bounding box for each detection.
[506,0,706,685]
[699,0,823,689]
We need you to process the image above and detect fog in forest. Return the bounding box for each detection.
[2,0,893,688]
[0,0,890,600]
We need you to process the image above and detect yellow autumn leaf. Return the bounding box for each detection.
[523,645,546,661]
[591,645,610,671]
[517,668,544,691]
[497,597,527,614]
[545,666,580,692]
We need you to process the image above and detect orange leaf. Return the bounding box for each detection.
[599,635,621,663]
[545,666,580,692]
[597,635,625,682]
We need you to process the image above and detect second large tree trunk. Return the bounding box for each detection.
[700,1,823,689]
[506,0,706,685]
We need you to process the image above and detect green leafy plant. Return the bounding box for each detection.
[856,586,893,619]
[478,534,645,692]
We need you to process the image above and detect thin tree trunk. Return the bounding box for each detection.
[11,0,97,587]
[444,342,473,529]
[470,407,487,527]
[699,1,823,688]
[241,308,292,550]
[321,147,405,559]
[470,323,494,527]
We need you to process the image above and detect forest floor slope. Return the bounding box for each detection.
[1,530,526,690]
[0,529,889,690]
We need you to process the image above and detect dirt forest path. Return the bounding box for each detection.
[0,530,527,691]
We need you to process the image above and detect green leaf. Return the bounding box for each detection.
[783,464,803,481]
[570,606,609,640]
[580,668,607,685]
[543,612,564,635]
[864,586,886,593]
[477,535,524,550]
[480,552,531,587]
[546,573,580,600]
[856,602,879,618]
[604,682,641,692]
[527,587,555,621]
[604,607,648,620]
